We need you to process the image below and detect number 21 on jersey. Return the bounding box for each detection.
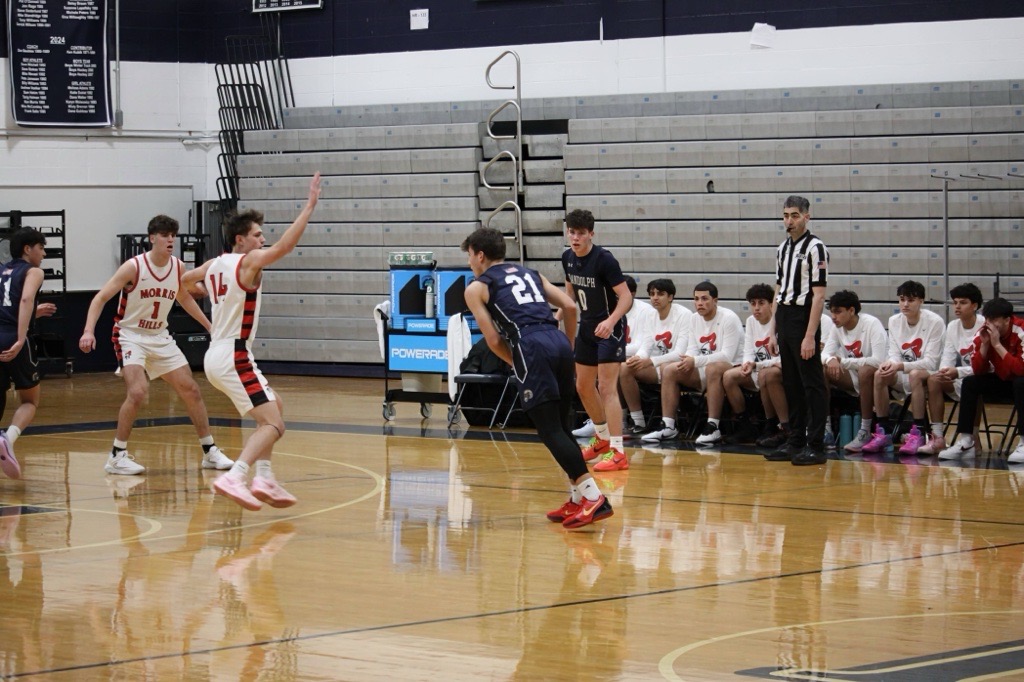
[506,272,544,305]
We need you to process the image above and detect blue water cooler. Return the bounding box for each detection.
[389,265,433,330]
[435,267,479,331]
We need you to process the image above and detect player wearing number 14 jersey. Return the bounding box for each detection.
[462,227,613,529]
[182,173,321,511]
[80,215,233,476]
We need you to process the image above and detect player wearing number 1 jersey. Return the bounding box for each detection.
[462,227,613,529]
[182,173,321,511]
[80,215,232,476]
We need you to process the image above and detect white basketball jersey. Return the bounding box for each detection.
[115,254,182,336]
[206,253,261,346]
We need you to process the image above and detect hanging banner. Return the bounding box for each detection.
[7,0,112,127]
[252,0,322,12]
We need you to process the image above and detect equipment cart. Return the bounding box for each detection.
[381,314,453,420]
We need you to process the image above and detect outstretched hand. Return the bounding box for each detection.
[308,172,322,207]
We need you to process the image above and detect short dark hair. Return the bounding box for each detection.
[829,290,861,315]
[565,209,595,232]
[981,297,1014,320]
[223,209,264,248]
[949,282,983,308]
[746,283,774,304]
[783,195,810,214]
[9,227,45,260]
[694,280,718,299]
[147,214,179,236]
[647,278,676,297]
[460,227,506,261]
[624,275,638,295]
[896,280,926,300]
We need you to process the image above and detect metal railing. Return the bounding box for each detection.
[483,51,524,263]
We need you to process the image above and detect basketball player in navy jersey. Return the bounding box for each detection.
[562,209,633,472]
[462,227,613,529]
[0,228,53,479]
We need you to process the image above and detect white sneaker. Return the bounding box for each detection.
[572,420,596,439]
[844,430,871,453]
[641,426,679,442]
[1008,437,1024,464]
[201,446,234,470]
[695,423,722,446]
[105,451,145,475]
[938,434,976,460]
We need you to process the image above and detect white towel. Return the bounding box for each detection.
[446,312,471,400]
[373,300,392,360]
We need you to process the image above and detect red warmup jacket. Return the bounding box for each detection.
[971,316,1024,379]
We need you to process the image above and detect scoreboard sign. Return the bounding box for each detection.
[253,0,323,12]
[7,0,111,127]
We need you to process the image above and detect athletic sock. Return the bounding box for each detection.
[578,477,601,502]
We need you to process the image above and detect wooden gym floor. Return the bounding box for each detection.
[0,372,1021,680]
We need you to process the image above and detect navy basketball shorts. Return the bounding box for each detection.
[0,330,40,390]
[574,319,626,366]
[513,328,574,409]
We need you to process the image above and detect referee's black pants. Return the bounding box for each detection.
[776,303,827,450]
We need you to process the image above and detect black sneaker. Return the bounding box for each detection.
[757,426,789,449]
[726,419,761,444]
[624,422,648,438]
[792,447,827,466]
[764,442,802,461]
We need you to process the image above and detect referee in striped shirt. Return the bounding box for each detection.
[766,196,829,465]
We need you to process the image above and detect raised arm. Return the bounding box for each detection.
[243,173,321,274]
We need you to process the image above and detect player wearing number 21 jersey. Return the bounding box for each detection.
[79,215,232,476]
[463,226,613,529]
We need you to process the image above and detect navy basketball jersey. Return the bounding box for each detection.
[561,245,625,322]
[0,259,35,332]
[476,262,557,346]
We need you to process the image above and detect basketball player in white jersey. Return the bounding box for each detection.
[182,173,321,511]
[80,215,233,475]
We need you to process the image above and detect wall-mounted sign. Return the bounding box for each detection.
[253,0,323,12]
[7,0,111,127]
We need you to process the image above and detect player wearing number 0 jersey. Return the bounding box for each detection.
[463,227,613,529]
[562,209,633,472]
[80,215,232,477]
[183,173,321,512]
